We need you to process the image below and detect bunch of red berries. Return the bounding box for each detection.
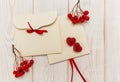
[13,59,34,78]
[67,10,90,24]
[67,0,90,24]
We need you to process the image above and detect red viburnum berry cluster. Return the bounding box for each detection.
[13,59,34,78]
[67,10,89,24]
[66,37,82,52]
[67,0,90,24]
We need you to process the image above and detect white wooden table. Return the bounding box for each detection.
[0,0,119,82]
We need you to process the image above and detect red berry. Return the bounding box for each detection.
[23,60,28,65]
[82,15,86,19]
[25,68,29,72]
[17,67,22,71]
[15,74,19,78]
[30,59,34,64]
[67,13,72,18]
[13,71,17,74]
[75,20,79,23]
[15,71,24,78]
[28,63,32,67]
[16,71,19,74]
[79,17,85,23]
[73,16,78,20]
[17,71,25,77]
[85,16,90,21]
[70,17,74,21]
[66,37,76,46]
[83,10,89,15]
[74,16,79,23]
[20,62,24,66]
[72,20,76,24]
[73,43,82,52]
[22,66,26,70]
[25,65,29,69]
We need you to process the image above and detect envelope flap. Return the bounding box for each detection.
[13,11,57,29]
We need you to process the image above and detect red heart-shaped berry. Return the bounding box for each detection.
[66,37,76,46]
[73,43,82,52]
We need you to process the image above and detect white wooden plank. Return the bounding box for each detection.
[0,0,18,82]
[0,0,105,82]
[105,0,120,82]
[33,0,68,82]
[13,0,34,82]
[0,0,33,82]
[69,0,105,82]
[0,1,12,82]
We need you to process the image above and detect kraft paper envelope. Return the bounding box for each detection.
[48,15,90,64]
[13,11,62,56]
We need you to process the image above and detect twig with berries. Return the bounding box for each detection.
[12,45,34,78]
[67,0,90,24]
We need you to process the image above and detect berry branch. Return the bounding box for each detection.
[67,0,90,24]
[12,45,34,78]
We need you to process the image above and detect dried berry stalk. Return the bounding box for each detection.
[12,45,34,78]
[67,0,90,24]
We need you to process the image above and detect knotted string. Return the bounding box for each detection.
[69,58,87,82]
[26,22,48,35]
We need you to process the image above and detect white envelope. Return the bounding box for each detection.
[13,11,62,56]
[47,15,90,64]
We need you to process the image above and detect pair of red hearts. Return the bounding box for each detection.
[66,37,82,52]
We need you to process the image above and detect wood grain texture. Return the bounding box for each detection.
[69,0,104,82]
[0,0,33,82]
[13,0,33,82]
[33,0,68,82]
[0,0,105,82]
[105,0,120,82]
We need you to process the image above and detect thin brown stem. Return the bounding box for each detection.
[69,0,83,16]
[12,44,24,69]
